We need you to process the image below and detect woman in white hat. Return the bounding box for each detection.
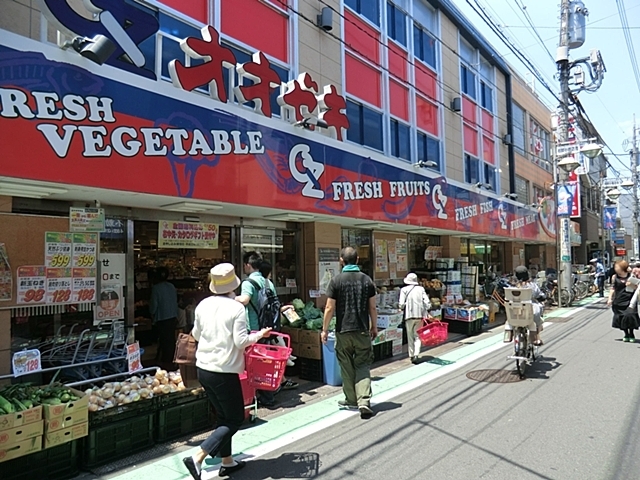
[183,263,271,480]
[399,273,432,364]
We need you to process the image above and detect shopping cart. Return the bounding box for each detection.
[417,319,449,347]
[244,333,291,391]
[239,372,258,423]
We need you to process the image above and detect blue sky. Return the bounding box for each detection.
[450,0,640,225]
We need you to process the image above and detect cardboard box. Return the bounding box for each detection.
[280,326,300,345]
[42,389,89,420]
[385,328,403,341]
[0,406,43,432]
[372,330,387,345]
[443,307,457,320]
[0,435,42,463]
[43,421,88,449]
[294,343,322,360]
[377,313,403,329]
[392,343,403,356]
[44,409,88,433]
[298,329,322,346]
[0,420,43,447]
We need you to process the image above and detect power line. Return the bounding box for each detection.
[616,0,640,93]
[511,0,556,63]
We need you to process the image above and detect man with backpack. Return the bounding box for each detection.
[235,251,281,407]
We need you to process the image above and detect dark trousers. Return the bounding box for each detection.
[597,276,605,297]
[156,318,177,368]
[197,368,245,458]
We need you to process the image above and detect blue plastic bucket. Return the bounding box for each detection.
[322,332,342,386]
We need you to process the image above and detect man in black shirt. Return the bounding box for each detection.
[322,246,378,419]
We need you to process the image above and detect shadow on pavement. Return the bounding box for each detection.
[417,355,455,366]
[373,401,402,414]
[526,356,562,380]
[235,452,321,479]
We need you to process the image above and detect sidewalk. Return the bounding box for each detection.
[78,296,604,480]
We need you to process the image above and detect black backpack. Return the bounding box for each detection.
[247,278,281,331]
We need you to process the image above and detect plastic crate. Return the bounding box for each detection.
[299,357,323,382]
[156,396,214,442]
[444,319,483,336]
[3,440,79,480]
[90,397,156,427]
[82,412,155,468]
[373,341,392,362]
[156,388,206,408]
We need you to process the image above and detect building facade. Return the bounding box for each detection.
[0,0,558,375]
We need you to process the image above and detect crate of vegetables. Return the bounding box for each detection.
[0,384,44,432]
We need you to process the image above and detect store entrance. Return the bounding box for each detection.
[133,220,234,365]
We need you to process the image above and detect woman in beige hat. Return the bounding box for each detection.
[399,273,432,364]
[183,263,271,480]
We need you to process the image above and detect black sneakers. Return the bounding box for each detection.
[219,460,246,477]
[359,405,374,419]
[182,457,202,480]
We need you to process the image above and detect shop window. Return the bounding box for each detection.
[408,234,441,270]
[413,24,436,69]
[512,102,526,155]
[484,164,497,192]
[341,228,373,278]
[530,118,550,163]
[533,185,546,204]
[465,154,480,184]
[390,119,410,161]
[417,131,440,170]
[480,81,493,113]
[461,64,476,99]
[387,2,407,46]
[345,0,380,25]
[515,176,530,204]
[346,99,384,151]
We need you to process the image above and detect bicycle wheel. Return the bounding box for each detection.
[576,281,589,299]
[561,288,572,306]
[514,331,527,378]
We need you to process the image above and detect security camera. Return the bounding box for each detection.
[67,35,116,65]
[317,7,333,31]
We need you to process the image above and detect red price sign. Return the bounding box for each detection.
[12,349,42,377]
[23,288,45,303]
[52,289,72,303]
[75,288,95,302]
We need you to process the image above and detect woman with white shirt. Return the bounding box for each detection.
[399,273,432,364]
[182,263,271,480]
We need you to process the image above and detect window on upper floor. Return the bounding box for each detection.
[390,119,411,161]
[465,155,481,184]
[417,132,440,170]
[413,25,436,69]
[533,185,546,204]
[345,0,380,25]
[478,57,494,113]
[461,65,476,100]
[387,2,407,46]
[347,99,384,151]
[480,81,493,112]
[484,164,497,192]
[515,176,530,204]
[512,102,526,155]
[530,118,551,163]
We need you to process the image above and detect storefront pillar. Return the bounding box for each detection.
[0,310,10,378]
[505,242,526,273]
[441,237,461,258]
[303,222,342,302]
[0,195,11,212]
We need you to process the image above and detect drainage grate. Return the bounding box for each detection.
[466,369,524,383]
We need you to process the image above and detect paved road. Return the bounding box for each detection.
[223,301,640,480]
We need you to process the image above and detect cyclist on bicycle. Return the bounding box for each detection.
[503,266,544,346]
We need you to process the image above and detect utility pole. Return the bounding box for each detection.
[556,0,573,306]
[633,115,639,259]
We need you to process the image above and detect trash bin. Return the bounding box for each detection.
[322,332,342,386]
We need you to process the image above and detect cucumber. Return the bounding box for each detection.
[0,395,14,414]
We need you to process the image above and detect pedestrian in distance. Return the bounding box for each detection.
[322,246,377,419]
[183,263,271,480]
[632,261,640,279]
[607,260,640,343]
[399,273,431,364]
[590,258,606,297]
[149,266,179,371]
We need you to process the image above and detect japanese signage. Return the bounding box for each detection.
[12,349,41,377]
[69,208,105,232]
[46,267,73,304]
[127,342,142,374]
[158,221,219,249]
[103,218,125,239]
[45,232,72,268]
[0,38,555,245]
[318,248,340,294]
[16,266,46,304]
[96,254,126,323]
[556,181,581,218]
[72,233,97,268]
[73,268,97,303]
[0,243,11,301]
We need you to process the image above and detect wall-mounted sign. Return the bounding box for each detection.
[70,208,105,232]
[158,221,219,249]
[0,243,11,301]
[45,232,72,268]
[12,349,41,377]
[16,266,46,304]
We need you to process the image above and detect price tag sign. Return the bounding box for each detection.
[72,234,97,268]
[127,342,142,373]
[309,289,321,298]
[12,349,42,377]
[17,266,46,304]
[46,268,72,304]
[72,268,97,303]
[45,233,72,268]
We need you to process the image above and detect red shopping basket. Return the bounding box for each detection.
[417,319,448,347]
[245,332,291,391]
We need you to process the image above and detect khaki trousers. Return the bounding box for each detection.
[405,318,423,358]
[335,331,373,407]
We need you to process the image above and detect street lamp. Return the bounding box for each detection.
[580,142,604,159]
[557,155,581,173]
[606,188,621,200]
[620,179,634,189]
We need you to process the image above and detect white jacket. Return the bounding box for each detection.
[399,285,431,320]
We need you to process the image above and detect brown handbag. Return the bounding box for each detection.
[174,333,198,365]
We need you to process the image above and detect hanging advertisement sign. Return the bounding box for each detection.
[45,267,73,304]
[16,266,46,304]
[95,253,127,323]
[318,248,340,294]
[12,349,42,377]
[127,342,142,374]
[603,206,617,230]
[158,221,219,249]
[45,232,73,268]
[69,207,106,232]
[0,243,11,301]
[72,233,97,268]
[556,181,581,218]
[72,268,97,303]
